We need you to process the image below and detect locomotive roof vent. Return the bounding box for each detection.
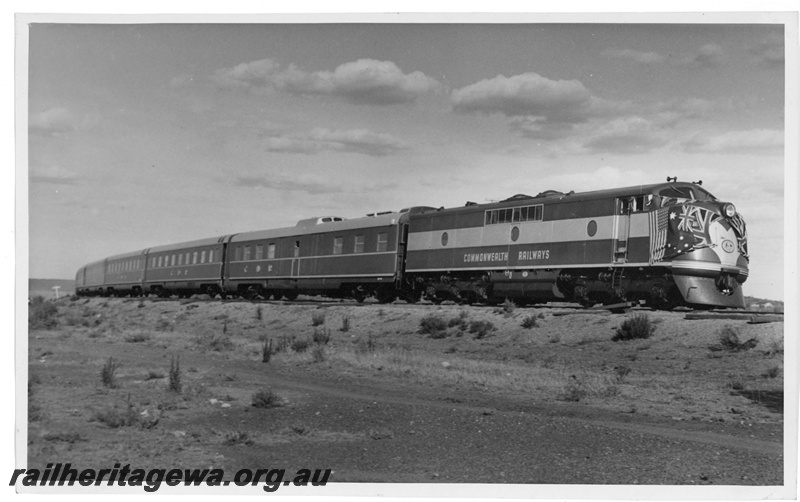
[534,190,566,199]
[399,206,437,215]
[366,211,394,217]
[502,194,534,202]
[296,216,346,226]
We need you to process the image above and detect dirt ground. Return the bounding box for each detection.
[25,296,785,489]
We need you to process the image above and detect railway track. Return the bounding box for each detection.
[109,295,783,318]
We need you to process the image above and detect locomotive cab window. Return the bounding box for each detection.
[294,241,300,258]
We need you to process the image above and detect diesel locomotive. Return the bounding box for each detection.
[75,179,749,309]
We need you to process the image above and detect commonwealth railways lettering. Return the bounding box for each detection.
[464,252,509,263]
[518,249,550,261]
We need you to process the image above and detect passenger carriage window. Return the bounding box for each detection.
[268,243,275,259]
[377,232,388,252]
[255,244,263,260]
[355,235,365,253]
[294,241,300,258]
[333,237,343,255]
[201,250,207,263]
[185,252,190,264]
[243,246,250,261]
[235,247,242,261]
[209,250,215,263]
[171,255,176,266]
[158,256,163,267]
[193,251,198,264]
[178,254,183,266]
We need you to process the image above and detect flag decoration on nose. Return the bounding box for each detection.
[649,204,748,264]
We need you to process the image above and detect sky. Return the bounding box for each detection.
[24,16,792,300]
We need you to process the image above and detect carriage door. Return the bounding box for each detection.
[291,240,300,277]
[396,223,409,283]
[613,198,632,263]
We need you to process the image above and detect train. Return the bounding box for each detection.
[75,179,749,309]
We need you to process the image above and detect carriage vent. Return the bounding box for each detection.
[295,216,346,226]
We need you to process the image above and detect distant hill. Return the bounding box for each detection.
[29,279,75,299]
[744,295,784,312]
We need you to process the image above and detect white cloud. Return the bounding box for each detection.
[748,31,784,68]
[601,48,666,65]
[30,165,79,184]
[683,129,784,154]
[451,72,592,122]
[212,58,441,105]
[29,107,76,136]
[676,43,727,68]
[261,127,409,156]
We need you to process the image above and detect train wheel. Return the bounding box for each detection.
[352,287,367,303]
[376,289,396,304]
[284,290,299,301]
[402,290,421,304]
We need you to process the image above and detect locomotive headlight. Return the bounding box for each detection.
[723,203,736,218]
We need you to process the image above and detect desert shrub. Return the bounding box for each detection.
[251,389,281,409]
[311,311,326,327]
[100,357,118,388]
[197,333,234,352]
[145,369,164,380]
[312,344,327,363]
[612,314,655,341]
[503,299,517,316]
[124,331,151,343]
[521,315,539,329]
[762,366,780,379]
[313,327,331,345]
[718,326,741,350]
[448,316,469,330]
[29,297,59,330]
[91,404,140,428]
[469,320,495,339]
[168,356,182,393]
[255,306,263,320]
[273,335,294,353]
[559,376,587,402]
[613,365,632,383]
[355,334,378,354]
[340,315,351,332]
[43,432,84,443]
[712,326,758,352]
[419,313,448,336]
[290,422,311,436]
[262,338,273,363]
[223,430,254,446]
[291,338,311,353]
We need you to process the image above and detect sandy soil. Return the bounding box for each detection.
[26,296,784,487]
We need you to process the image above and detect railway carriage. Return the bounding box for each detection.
[224,212,411,302]
[142,237,228,298]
